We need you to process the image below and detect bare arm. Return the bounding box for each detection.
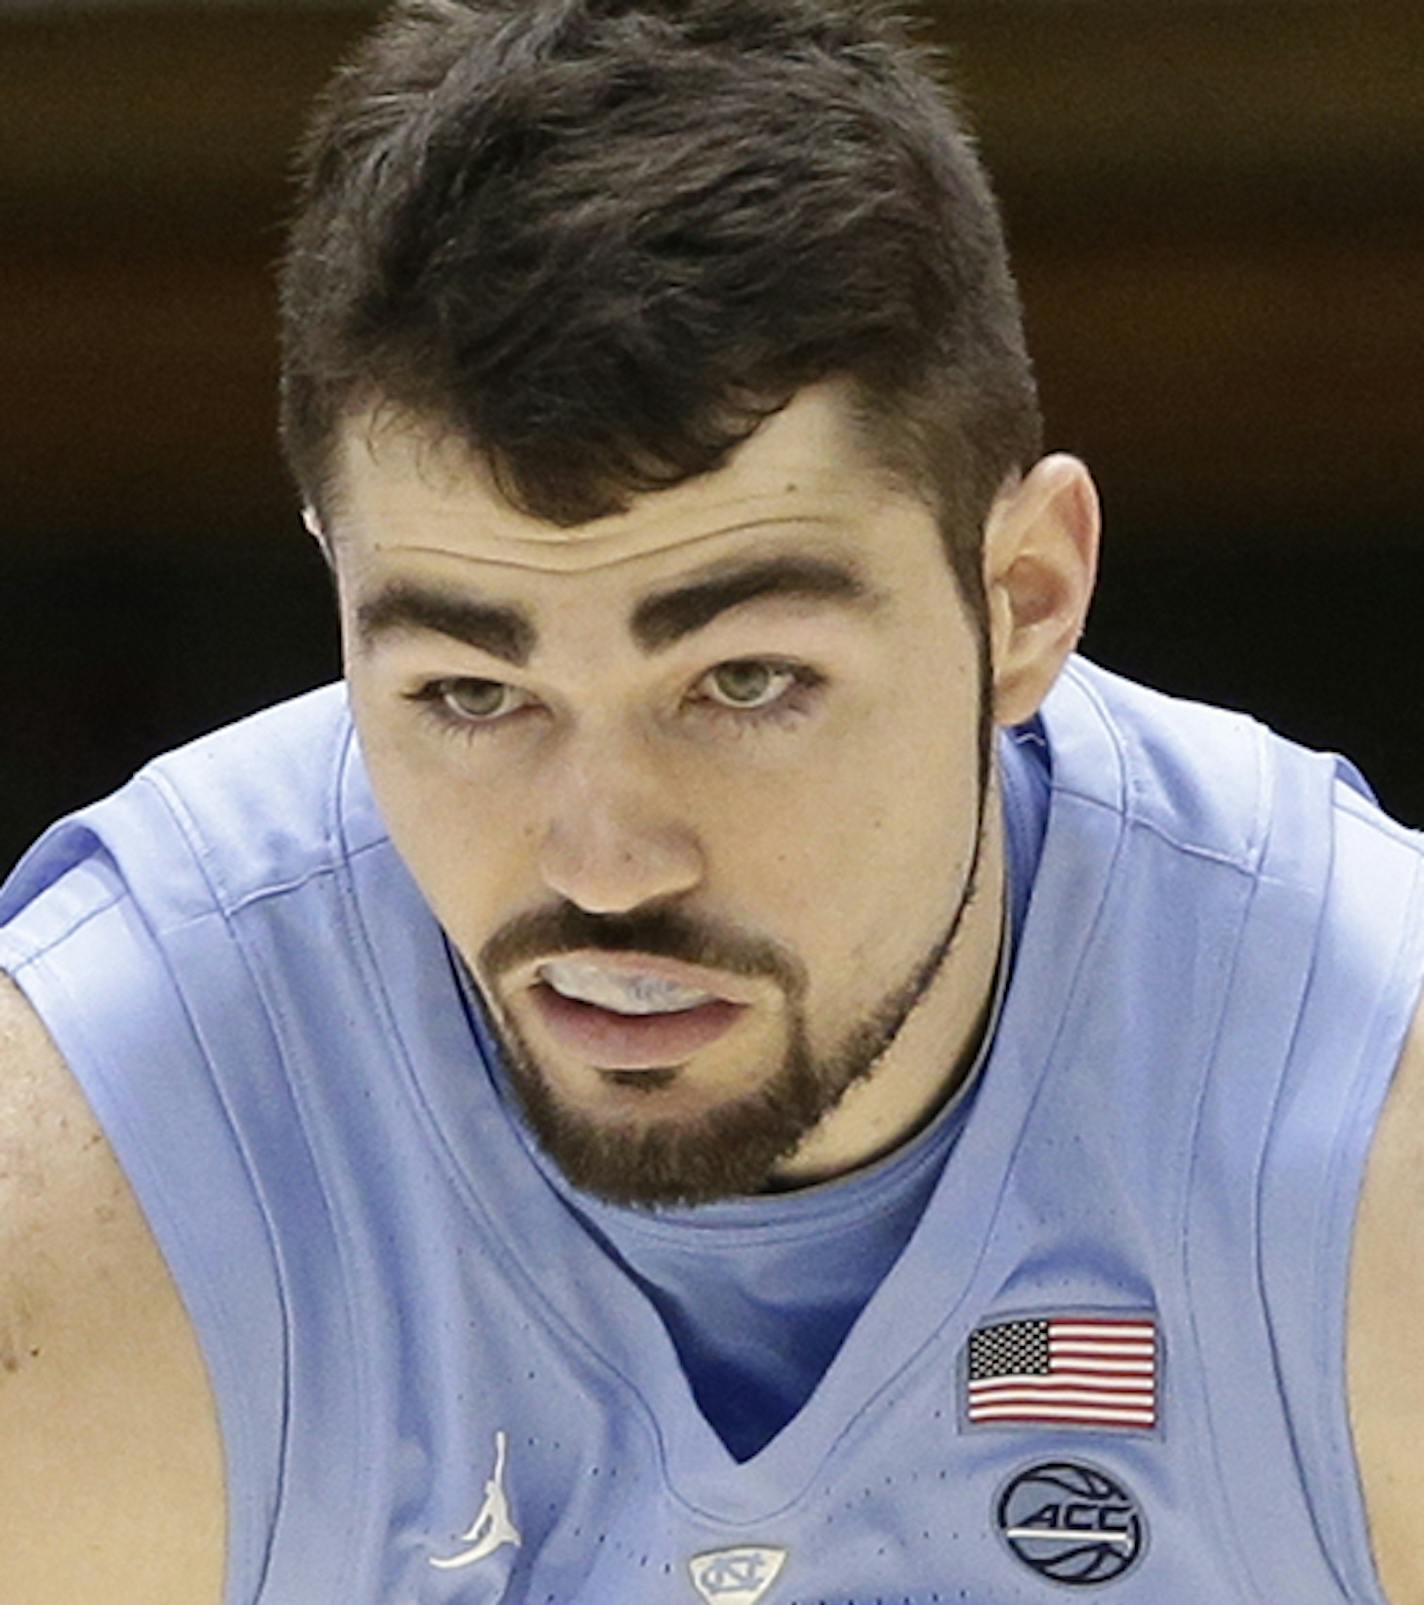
[1349,983,1424,1605]
[0,973,226,1604]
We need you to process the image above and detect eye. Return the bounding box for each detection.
[404,658,824,741]
[690,658,821,728]
[404,677,535,732]
[438,679,527,721]
[698,660,810,717]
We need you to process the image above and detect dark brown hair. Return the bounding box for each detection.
[278,0,1041,607]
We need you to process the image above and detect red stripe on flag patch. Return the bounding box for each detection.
[965,1316,1158,1430]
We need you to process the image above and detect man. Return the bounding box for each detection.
[1,2,1419,1601]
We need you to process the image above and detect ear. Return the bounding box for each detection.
[302,505,336,571]
[983,454,1100,727]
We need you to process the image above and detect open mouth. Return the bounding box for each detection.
[529,982,749,1069]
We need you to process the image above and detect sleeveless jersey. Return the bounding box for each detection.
[465,724,1043,1466]
[2,655,1421,1604]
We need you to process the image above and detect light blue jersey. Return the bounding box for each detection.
[2,657,1420,1603]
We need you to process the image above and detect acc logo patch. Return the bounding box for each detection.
[687,1545,788,1604]
[995,1459,1147,1586]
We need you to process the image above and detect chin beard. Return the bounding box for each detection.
[484,840,988,1206]
[505,1030,828,1207]
[469,655,995,1207]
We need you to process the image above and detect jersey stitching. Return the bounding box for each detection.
[1073,661,1287,1601]
[134,738,359,1602]
[0,878,126,966]
[230,892,373,1602]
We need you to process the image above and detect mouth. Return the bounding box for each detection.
[530,949,757,1006]
[528,981,750,1069]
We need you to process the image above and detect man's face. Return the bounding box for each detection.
[334,384,1005,1205]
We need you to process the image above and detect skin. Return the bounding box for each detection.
[0,380,1418,1599]
[333,383,1095,1199]
[0,975,227,1604]
[1349,1000,1424,1603]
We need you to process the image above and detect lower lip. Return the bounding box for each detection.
[529,983,749,1068]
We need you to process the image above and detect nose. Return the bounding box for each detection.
[536,725,704,915]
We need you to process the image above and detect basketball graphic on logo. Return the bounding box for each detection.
[995,1460,1147,1586]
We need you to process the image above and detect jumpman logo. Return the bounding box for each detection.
[429,1430,523,1571]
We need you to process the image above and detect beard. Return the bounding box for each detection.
[467,656,995,1209]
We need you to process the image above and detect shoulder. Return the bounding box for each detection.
[120,680,363,906]
[1349,981,1424,1604]
[0,682,360,952]
[0,973,225,1603]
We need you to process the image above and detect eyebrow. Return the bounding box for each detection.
[353,550,891,666]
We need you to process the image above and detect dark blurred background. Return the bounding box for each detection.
[3,0,1422,873]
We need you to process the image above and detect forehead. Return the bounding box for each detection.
[330,384,927,582]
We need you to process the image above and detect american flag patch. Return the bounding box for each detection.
[964,1315,1158,1431]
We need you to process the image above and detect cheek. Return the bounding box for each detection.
[351,695,514,926]
[713,718,978,931]
[786,692,983,963]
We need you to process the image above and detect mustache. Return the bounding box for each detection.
[477,900,806,1000]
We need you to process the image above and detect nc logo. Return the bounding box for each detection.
[688,1545,789,1604]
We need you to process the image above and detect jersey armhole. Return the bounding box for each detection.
[1261,810,1424,1603]
[1,856,288,1605]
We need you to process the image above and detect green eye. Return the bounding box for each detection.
[406,659,825,743]
[696,661,827,730]
[708,661,783,707]
[440,680,509,720]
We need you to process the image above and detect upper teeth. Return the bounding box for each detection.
[541,961,715,1015]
